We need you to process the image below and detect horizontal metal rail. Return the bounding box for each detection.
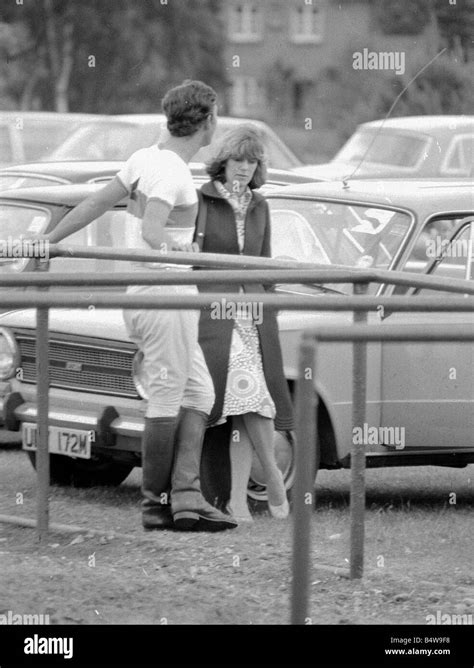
[303,324,474,341]
[0,292,473,311]
[4,238,474,294]
[1,267,474,294]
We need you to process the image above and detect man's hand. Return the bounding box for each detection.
[171,241,201,253]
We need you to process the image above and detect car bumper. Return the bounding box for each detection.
[0,391,143,453]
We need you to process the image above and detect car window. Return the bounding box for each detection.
[21,121,73,160]
[403,217,462,274]
[0,175,66,190]
[417,223,474,296]
[0,204,50,273]
[47,123,161,161]
[336,129,429,168]
[271,209,331,263]
[181,124,300,170]
[267,197,412,294]
[49,209,135,274]
[269,198,411,267]
[393,216,473,295]
[442,135,473,175]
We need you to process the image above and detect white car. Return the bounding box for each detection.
[294,115,474,180]
[46,114,303,171]
[0,111,101,166]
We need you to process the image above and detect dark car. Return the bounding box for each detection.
[0,160,319,192]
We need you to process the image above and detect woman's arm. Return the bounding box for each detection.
[261,202,272,258]
[261,202,276,293]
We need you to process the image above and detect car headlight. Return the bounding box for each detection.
[0,327,20,380]
[132,350,149,400]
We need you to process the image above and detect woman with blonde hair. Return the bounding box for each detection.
[195,124,294,520]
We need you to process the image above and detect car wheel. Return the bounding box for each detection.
[26,452,134,487]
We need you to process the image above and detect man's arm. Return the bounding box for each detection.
[142,199,179,251]
[48,177,128,243]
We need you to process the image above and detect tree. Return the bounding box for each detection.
[435,0,474,62]
[374,0,433,35]
[0,0,228,112]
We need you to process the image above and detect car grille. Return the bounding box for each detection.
[17,334,139,398]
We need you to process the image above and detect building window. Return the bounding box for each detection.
[290,0,325,44]
[229,1,263,42]
[230,76,260,116]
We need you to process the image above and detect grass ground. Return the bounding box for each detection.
[0,446,472,626]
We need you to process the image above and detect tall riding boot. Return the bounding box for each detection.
[171,408,238,531]
[141,416,177,530]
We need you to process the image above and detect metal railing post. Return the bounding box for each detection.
[35,259,50,542]
[291,334,318,624]
[350,282,369,578]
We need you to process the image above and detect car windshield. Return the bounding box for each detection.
[335,128,429,168]
[0,204,50,273]
[268,197,412,293]
[194,127,301,170]
[46,122,162,161]
[46,120,301,169]
[7,197,411,294]
[0,175,65,189]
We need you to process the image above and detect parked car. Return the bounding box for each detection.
[294,115,474,180]
[0,111,102,167]
[45,114,303,170]
[0,179,473,502]
[0,160,318,192]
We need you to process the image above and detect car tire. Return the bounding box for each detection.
[26,452,133,487]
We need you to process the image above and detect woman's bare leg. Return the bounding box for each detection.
[241,412,286,508]
[228,416,253,521]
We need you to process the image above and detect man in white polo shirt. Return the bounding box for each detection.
[48,80,237,532]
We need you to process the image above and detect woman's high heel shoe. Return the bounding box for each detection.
[268,470,290,519]
[268,497,289,519]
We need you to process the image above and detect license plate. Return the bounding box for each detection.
[22,423,92,459]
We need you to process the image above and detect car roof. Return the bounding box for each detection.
[113,113,270,128]
[361,115,474,132]
[264,178,474,212]
[0,161,316,186]
[1,178,472,211]
[0,160,125,181]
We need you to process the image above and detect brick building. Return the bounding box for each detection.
[221,0,439,125]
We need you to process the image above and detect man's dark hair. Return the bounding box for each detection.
[162,80,217,138]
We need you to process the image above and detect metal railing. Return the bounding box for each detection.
[1,243,473,625]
